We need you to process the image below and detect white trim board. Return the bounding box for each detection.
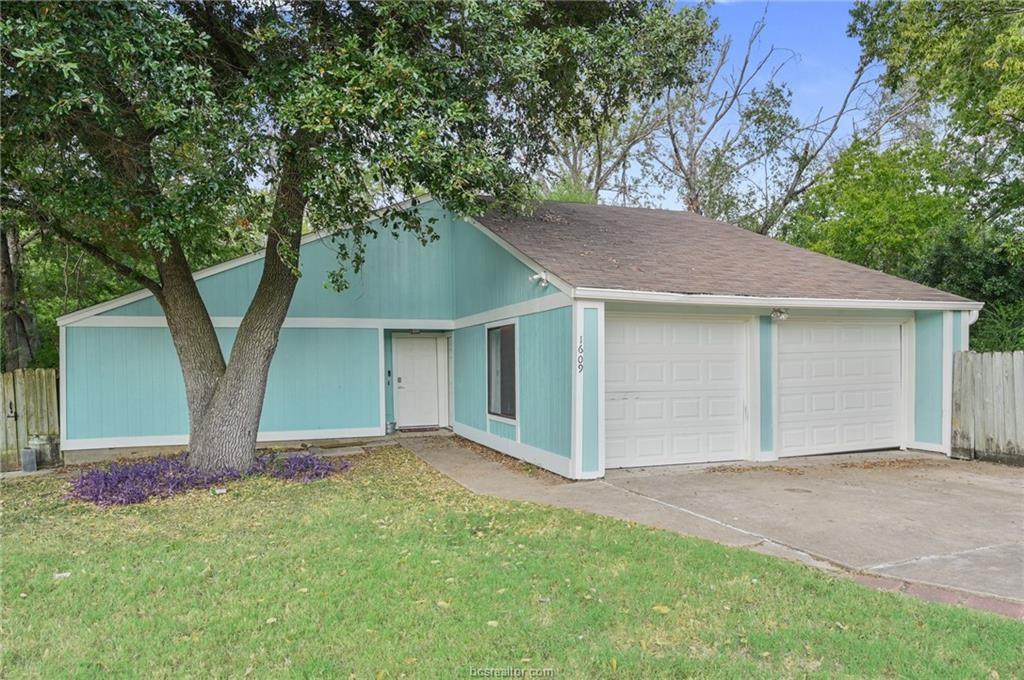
[378,328,387,430]
[483,317,520,433]
[453,422,574,479]
[58,326,68,451]
[571,301,582,478]
[64,296,573,332]
[68,316,456,330]
[454,294,570,329]
[62,426,386,452]
[574,287,984,312]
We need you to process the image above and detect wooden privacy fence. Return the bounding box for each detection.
[1,368,60,471]
[952,351,1024,465]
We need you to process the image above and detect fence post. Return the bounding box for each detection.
[951,352,972,459]
[1001,352,1017,454]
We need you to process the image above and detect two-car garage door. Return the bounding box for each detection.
[605,315,902,468]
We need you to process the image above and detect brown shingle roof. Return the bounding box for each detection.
[476,202,972,304]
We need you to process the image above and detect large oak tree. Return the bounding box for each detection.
[2,1,707,471]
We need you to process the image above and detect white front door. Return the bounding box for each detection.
[605,315,749,468]
[393,336,443,428]
[776,320,902,456]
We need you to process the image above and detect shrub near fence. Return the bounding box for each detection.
[952,351,1024,465]
[1,369,60,471]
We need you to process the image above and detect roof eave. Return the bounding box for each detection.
[572,287,984,312]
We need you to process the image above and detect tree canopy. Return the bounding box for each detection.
[2,0,711,468]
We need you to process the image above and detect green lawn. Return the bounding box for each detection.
[2,447,1021,678]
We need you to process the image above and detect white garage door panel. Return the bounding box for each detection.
[606,316,748,468]
[777,321,901,457]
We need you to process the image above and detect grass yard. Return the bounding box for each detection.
[2,447,1021,678]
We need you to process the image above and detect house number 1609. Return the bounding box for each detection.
[577,336,585,373]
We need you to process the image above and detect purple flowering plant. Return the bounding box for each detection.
[67,452,349,506]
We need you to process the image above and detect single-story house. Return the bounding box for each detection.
[58,199,981,478]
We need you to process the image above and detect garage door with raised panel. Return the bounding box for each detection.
[605,316,748,468]
[777,321,901,457]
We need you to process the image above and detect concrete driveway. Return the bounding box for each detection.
[605,450,1024,602]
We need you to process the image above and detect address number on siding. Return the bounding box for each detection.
[577,335,585,373]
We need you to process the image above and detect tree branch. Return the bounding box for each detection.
[45,220,162,295]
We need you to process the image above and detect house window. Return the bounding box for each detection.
[487,324,516,419]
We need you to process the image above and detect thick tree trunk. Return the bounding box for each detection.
[156,241,227,435]
[1,226,40,371]
[165,148,307,473]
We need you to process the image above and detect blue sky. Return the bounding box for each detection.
[703,1,863,124]
[641,1,867,208]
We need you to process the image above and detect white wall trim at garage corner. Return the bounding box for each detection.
[941,310,954,454]
[571,300,606,479]
[62,427,386,452]
[571,302,582,478]
[453,422,575,479]
[573,288,984,312]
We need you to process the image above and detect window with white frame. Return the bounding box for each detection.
[487,324,516,419]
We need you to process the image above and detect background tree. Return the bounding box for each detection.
[537,4,711,204]
[851,0,1023,143]
[650,16,916,235]
[1,0,706,471]
[782,136,966,280]
[541,13,912,230]
[804,0,1024,351]
[0,214,41,370]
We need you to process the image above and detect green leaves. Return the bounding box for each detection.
[850,0,1023,144]
[785,137,964,280]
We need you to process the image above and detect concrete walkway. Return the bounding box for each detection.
[403,436,1024,620]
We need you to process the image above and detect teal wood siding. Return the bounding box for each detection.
[453,325,487,430]
[105,203,456,319]
[453,307,571,458]
[518,307,572,458]
[103,205,558,322]
[915,310,944,444]
[759,316,774,453]
[250,327,380,432]
[581,308,599,473]
[451,218,558,318]
[65,327,190,438]
[488,419,517,440]
[65,326,380,440]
